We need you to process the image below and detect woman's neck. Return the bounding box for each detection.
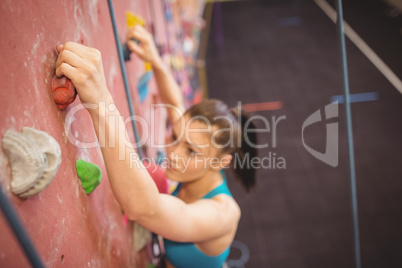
[179,170,223,203]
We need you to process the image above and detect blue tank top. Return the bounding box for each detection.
[163,170,233,268]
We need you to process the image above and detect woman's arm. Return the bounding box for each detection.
[127,26,185,125]
[55,42,160,219]
[55,42,240,243]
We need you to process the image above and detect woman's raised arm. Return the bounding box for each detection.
[55,42,160,219]
[127,25,185,125]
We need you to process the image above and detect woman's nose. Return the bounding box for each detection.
[168,144,182,157]
[165,140,178,158]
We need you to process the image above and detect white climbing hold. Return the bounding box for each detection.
[2,127,61,198]
[133,222,150,252]
[2,130,46,194]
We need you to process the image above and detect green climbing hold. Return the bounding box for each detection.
[76,159,101,194]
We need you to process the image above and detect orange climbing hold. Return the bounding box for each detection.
[51,76,77,110]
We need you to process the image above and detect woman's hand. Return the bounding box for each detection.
[126,25,162,67]
[55,42,111,107]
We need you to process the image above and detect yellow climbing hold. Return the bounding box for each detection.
[144,62,152,71]
[126,11,145,28]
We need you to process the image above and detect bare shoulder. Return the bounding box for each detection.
[210,194,241,223]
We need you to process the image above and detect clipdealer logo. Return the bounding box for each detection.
[302,102,339,167]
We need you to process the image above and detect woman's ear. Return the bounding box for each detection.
[215,153,232,170]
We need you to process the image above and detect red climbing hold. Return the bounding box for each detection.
[51,76,77,110]
[143,161,168,194]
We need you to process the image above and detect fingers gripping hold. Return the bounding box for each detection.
[54,42,110,106]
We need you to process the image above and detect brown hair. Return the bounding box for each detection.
[185,99,258,192]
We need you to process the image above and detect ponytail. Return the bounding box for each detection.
[230,107,258,193]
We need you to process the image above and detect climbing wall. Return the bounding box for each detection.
[0,0,203,267]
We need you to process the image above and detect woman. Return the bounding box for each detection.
[55,25,258,268]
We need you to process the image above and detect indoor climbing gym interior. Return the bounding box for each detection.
[1,0,402,267]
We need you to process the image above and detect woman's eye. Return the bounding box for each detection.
[171,133,177,142]
[188,147,195,154]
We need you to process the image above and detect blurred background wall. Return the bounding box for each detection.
[205,0,402,267]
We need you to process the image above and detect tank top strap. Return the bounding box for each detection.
[170,170,232,199]
[202,170,232,199]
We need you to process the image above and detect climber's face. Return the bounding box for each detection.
[165,114,230,183]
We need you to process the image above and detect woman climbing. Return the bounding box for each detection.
[55,25,258,268]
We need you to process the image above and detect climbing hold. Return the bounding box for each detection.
[2,127,62,198]
[123,12,146,61]
[122,11,145,61]
[126,11,145,29]
[122,38,140,61]
[133,222,150,252]
[122,43,131,61]
[138,71,153,103]
[51,76,77,110]
[143,161,168,194]
[19,128,62,198]
[75,159,101,194]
